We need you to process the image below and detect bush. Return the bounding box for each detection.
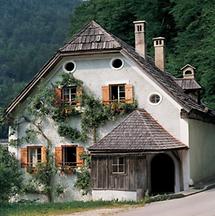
[0,146,23,202]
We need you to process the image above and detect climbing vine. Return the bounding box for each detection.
[10,73,137,199]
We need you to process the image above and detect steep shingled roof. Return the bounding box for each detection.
[60,21,121,52]
[89,109,188,152]
[5,20,211,117]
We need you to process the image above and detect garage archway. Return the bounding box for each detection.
[151,153,175,194]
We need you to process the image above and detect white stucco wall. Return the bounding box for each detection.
[92,190,137,201]
[189,119,215,183]
[48,52,183,142]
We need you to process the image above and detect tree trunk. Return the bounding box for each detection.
[93,127,97,143]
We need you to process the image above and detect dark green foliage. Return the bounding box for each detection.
[0,0,80,138]
[57,73,83,87]
[81,95,110,132]
[0,145,23,202]
[0,0,80,109]
[58,124,82,142]
[70,0,176,50]
[75,166,91,195]
[167,0,215,108]
[75,153,91,195]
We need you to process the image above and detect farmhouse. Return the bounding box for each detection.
[5,20,215,201]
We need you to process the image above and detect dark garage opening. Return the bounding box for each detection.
[151,153,175,194]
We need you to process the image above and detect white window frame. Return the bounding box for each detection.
[62,86,77,105]
[148,92,162,105]
[63,60,76,73]
[109,84,125,103]
[28,146,42,168]
[110,58,124,70]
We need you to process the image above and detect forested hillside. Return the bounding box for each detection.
[0,0,80,108]
[70,0,215,109]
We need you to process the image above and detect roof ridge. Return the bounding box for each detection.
[60,21,94,51]
[59,20,122,52]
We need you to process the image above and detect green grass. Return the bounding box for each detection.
[0,200,144,216]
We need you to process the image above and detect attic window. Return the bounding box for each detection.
[111,58,124,70]
[185,70,192,75]
[63,61,76,73]
[149,93,162,105]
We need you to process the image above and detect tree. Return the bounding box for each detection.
[19,84,57,202]
[0,145,23,202]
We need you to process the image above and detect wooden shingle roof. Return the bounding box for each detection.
[60,21,121,52]
[89,109,188,152]
[174,78,202,90]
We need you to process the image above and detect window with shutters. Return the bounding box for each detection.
[110,84,125,103]
[62,146,77,167]
[28,146,42,168]
[62,86,77,105]
[20,146,46,172]
[55,145,84,169]
[55,85,82,106]
[102,84,133,104]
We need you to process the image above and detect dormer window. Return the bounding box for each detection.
[184,70,192,75]
[181,64,195,79]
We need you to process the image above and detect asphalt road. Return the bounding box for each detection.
[115,188,215,216]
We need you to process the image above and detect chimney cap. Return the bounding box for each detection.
[133,20,146,24]
[153,37,165,41]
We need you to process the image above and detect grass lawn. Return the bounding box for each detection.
[0,200,144,216]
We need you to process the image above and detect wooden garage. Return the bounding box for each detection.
[89,110,188,200]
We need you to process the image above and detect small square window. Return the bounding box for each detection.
[112,157,125,174]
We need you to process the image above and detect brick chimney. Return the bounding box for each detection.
[133,21,146,58]
[153,37,165,71]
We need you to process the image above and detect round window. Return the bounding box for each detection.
[149,93,162,105]
[111,58,124,70]
[63,61,76,73]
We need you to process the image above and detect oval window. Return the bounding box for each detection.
[149,93,162,105]
[63,61,76,73]
[111,58,124,70]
